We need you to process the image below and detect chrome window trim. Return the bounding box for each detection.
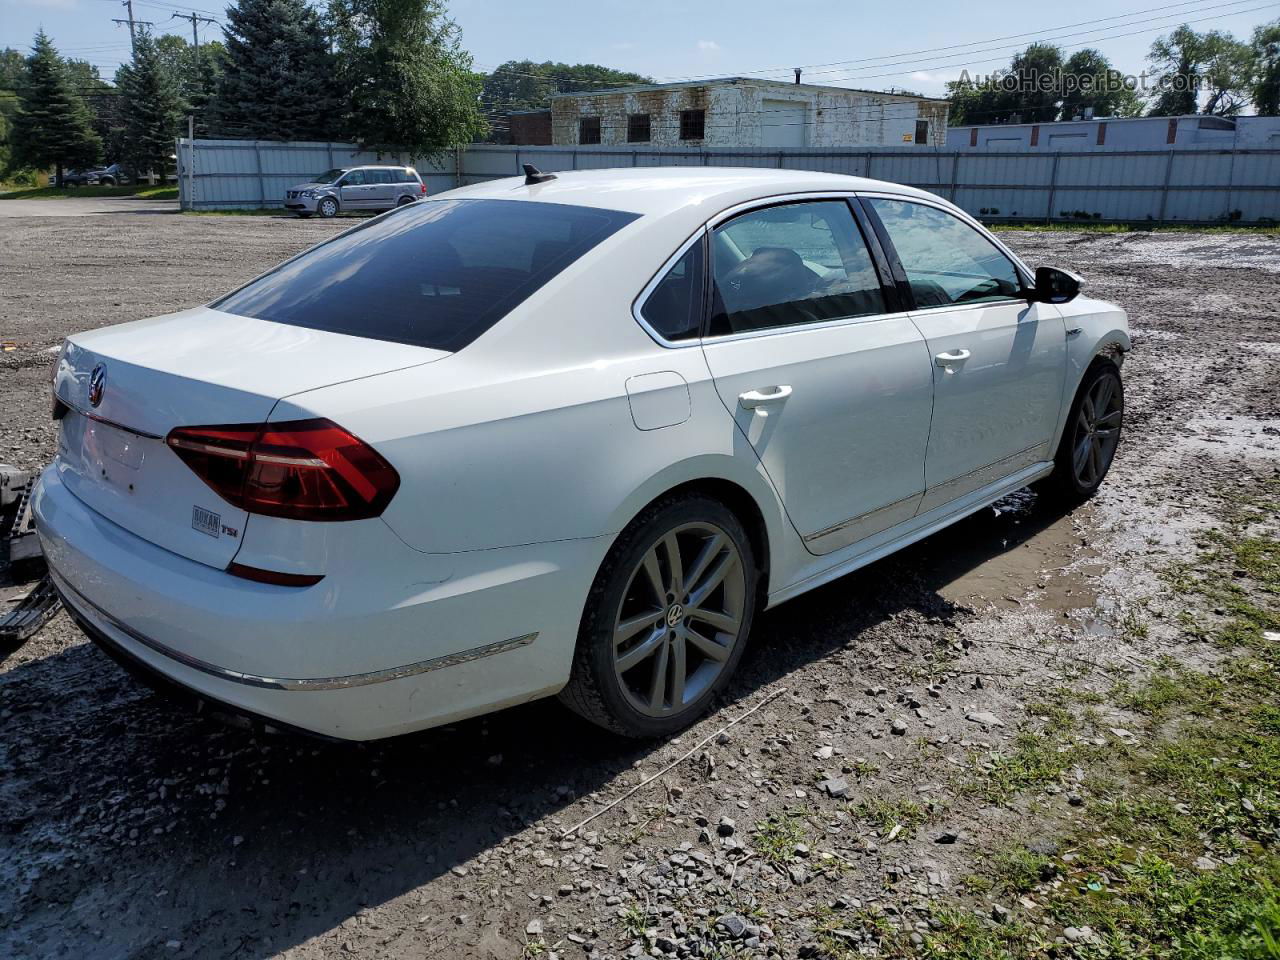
[630,227,709,349]
[631,188,1031,350]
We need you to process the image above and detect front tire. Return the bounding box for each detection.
[1041,358,1124,504]
[560,495,757,738]
[317,196,339,219]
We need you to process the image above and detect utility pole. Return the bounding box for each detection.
[113,0,153,56]
[171,11,217,52]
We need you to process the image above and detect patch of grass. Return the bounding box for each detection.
[992,847,1056,893]
[967,732,1078,805]
[1114,662,1226,721]
[752,812,808,866]
[0,184,177,199]
[854,797,930,838]
[618,903,647,938]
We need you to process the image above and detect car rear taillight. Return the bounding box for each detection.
[166,418,399,522]
[420,182,428,195]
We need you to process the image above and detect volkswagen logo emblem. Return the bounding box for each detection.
[665,603,685,628]
[88,363,107,408]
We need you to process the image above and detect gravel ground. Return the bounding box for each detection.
[1,213,1278,959]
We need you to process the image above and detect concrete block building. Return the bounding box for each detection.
[544,77,949,149]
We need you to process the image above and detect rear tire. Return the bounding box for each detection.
[1040,358,1124,505]
[396,195,415,207]
[317,196,339,219]
[560,494,757,738]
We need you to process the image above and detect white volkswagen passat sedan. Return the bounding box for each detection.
[36,167,1129,740]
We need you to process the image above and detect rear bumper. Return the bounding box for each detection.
[34,466,608,740]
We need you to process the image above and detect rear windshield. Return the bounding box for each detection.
[213,199,639,351]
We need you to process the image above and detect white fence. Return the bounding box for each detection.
[177,139,1280,223]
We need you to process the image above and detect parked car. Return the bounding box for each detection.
[87,163,132,186]
[36,168,1129,741]
[283,165,426,218]
[54,169,94,187]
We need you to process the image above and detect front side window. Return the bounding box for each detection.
[579,116,601,144]
[640,238,704,342]
[341,169,366,186]
[213,199,639,352]
[868,199,1021,308]
[709,200,886,336]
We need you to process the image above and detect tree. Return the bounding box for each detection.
[1061,49,1142,119]
[0,48,26,174]
[9,32,102,183]
[1147,25,1254,116]
[216,0,341,140]
[329,0,486,154]
[480,59,649,114]
[116,30,185,177]
[157,34,228,137]
[1250,20,1280,115]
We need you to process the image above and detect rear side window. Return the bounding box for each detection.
[368,169,394,184]
[709,200,886,336]
[401,168,418,182]
[867,199,1021,307]
[213,199,640,352]
[640,238,705,342]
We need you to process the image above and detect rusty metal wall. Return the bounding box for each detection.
[179,139,1280,223]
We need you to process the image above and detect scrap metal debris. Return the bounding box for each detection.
[1,463,60,645]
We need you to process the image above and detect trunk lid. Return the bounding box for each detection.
[53,307,445,569]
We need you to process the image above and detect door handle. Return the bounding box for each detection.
[738,385,793,411]
[934,349,971,367]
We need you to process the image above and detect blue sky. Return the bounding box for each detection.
[2,0,1278,98]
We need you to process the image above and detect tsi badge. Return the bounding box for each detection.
[88,363,107,408]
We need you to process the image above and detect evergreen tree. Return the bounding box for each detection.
[329,0,486,154]
[0,48,26,174]
[116,30,186,178]
[10,31,102,184]
[215,0,341,140]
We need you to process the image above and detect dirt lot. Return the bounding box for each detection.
[1,213,1278,960]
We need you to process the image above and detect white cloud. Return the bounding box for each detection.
[697,40,721,53]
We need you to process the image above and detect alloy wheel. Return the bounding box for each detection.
[612,522,747,718]
[1072,370,1123,487]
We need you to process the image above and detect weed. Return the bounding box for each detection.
[855,798,929,838]
[967,732,1077,804]
[752,813,809,866]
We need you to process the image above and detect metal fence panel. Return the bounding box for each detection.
[180,139,1280,223]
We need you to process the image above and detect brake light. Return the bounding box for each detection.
[420,182,427,195]
[166,419,399,521]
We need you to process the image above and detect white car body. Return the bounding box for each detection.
[35,168,1130,740]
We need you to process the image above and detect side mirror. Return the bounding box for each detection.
[1031,266,1082,304]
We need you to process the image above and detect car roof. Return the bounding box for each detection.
[438,166,939,217]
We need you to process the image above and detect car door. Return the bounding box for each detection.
[861,196,1067,512]
[338,169,369,208]
[366,169,396,209]
[698,197,935,555]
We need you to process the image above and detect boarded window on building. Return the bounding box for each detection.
[627,113,651,143]
[680,109,706,141]
[579,116,601,145]
[914,119,929,146]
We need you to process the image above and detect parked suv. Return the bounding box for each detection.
[284,165,426,218]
